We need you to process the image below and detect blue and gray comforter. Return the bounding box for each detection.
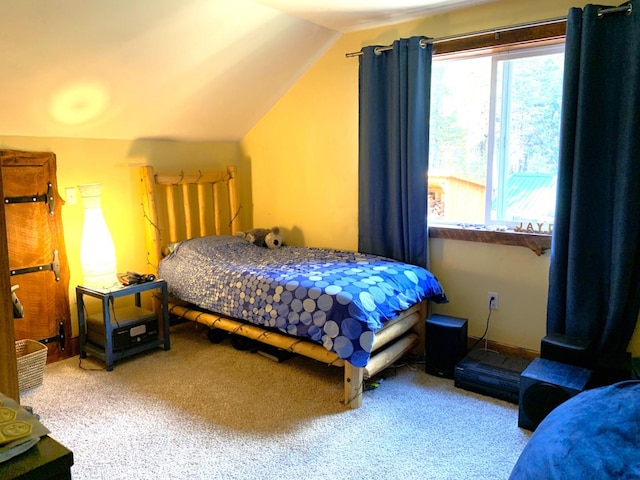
[510,380,640,479]
[158,235,447,367]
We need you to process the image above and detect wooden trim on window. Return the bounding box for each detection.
[429,225,551,256]
[433,21,567,56]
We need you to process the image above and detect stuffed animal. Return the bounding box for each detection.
[235,227,284,249]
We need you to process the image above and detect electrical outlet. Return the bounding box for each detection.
[488,292,499,310]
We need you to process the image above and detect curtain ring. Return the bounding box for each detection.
[374,47,383,56]
[597,3,632,18]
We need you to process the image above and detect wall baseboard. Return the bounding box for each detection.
[468,337,538,360]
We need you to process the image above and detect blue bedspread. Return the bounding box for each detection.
[510,380,640,479]
[158,235,447,367]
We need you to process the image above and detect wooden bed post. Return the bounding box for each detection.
[227,165,240,234]
[165,184,178,243]
[196,183,207,235]
[181,183,193,239]
[139,166,162,274]
[344,363,364,409]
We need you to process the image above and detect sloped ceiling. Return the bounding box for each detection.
[0,0,495,142]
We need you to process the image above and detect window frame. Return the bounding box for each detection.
[428,21,566,255]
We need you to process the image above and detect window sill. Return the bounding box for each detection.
[429,225,551,256]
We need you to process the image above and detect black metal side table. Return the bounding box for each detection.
[76,279,170,370]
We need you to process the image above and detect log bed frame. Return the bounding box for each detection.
[138,165,427,408]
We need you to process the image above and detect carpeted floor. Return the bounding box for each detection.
[21,322,531,479]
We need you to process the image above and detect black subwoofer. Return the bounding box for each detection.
[518,357,591,431]
[425,314,468,379]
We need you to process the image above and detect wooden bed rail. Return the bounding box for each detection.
[138,165,240,272]
[168,303,345,366]
[168,300,426,409]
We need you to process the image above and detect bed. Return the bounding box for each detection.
[137,165,446,408]
[509,380,640,479]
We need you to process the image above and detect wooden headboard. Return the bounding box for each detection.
[138,165,240,273]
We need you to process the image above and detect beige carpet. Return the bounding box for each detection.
[21,322,531,479]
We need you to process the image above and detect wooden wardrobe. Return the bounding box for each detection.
[1,150,73,365]
[0,168,18,400]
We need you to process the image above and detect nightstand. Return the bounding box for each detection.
[0,436,73,479]
[76,279,170,370]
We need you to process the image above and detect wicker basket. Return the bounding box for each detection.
[15,339,48,393]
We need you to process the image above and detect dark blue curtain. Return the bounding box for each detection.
[358,36,432,267]
[547,2,640,359]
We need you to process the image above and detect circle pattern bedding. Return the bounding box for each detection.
[158,235,447,367]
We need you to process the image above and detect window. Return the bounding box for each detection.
[428,28,565,233]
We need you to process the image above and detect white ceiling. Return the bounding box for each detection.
[258,0,495,33]
[0,0,496,142]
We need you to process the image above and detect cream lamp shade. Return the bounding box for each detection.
[78,183,118,289]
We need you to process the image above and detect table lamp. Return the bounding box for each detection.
[78,183,118,289]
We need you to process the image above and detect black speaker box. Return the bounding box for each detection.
[425,314,468,379]
[591,351,632,387]
[518,357,591,431]
[541,332,593,368]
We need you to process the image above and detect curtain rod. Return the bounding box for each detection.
[344,16,566,58]
[345,3,632,58]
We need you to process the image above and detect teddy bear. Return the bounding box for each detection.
[235,227,284,249]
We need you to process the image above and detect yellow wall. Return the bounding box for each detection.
[241,0,582,353]
[0,135,241,334]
